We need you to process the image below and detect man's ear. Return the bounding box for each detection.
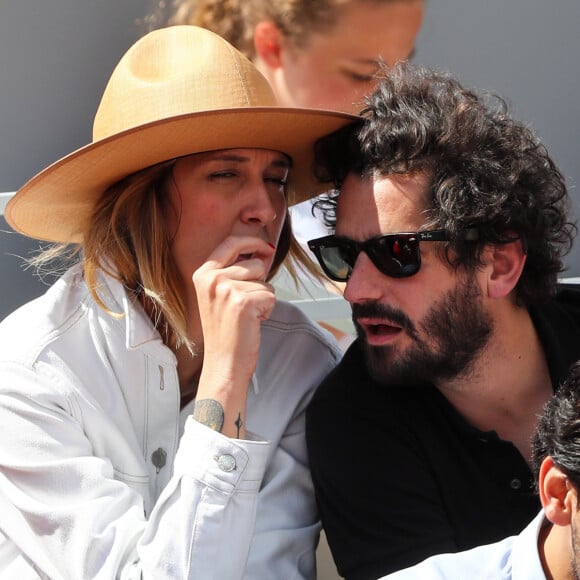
[484,238,527,300]
[254,21,283,69]
[539,457,576,526]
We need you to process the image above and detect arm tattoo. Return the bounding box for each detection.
[235,413,243,438]
[193,399,224,432]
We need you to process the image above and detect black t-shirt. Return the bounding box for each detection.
[306,285,580,580]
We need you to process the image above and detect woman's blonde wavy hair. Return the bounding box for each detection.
[30,159,322,352]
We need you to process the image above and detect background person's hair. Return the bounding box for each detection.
[146,0,405,59]
[532,361,580,492]
[314,62,577,305]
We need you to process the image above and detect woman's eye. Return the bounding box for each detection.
[266,177,287,187]
[211,171,236,179]
[346,71,374,83]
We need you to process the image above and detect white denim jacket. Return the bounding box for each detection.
[0,264,341,579]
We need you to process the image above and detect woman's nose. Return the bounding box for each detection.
[240,182,280,225]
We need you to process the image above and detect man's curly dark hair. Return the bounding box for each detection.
[314,62,576,305]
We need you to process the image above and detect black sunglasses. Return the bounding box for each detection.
[308,229,477,281]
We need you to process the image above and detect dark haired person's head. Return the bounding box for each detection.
[528,362,580,580]
[314,62,576,306]
[533,361,580,491]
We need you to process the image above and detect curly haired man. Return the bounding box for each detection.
[306,63,580,579]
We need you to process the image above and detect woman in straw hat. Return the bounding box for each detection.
[0,25,355,578]
[148,0,424,351]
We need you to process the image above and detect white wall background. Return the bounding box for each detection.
[1,0,579,320]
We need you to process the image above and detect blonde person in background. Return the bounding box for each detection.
[0,25,355,579]
[156,0,424,114]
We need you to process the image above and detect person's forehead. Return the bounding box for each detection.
[181,148,291,168]
[307,0,423,54]
[337,171,432,236]
[341,171,430,210]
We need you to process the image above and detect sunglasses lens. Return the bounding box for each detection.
[318,244,353,281]
[367,235,421,278]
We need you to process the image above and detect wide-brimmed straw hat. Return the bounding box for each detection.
[6,25,356,243]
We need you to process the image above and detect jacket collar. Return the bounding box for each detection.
[95,268,175,363]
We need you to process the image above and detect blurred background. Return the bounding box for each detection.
[1,0,579,324]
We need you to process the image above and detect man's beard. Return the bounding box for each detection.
[352,275,493,386]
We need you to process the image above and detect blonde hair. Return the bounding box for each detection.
[147,0,398,60]
[30,160,322,351]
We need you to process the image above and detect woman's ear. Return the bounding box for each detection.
[484,238,527,300]
[254,21,283,69]
[539,457,576,526]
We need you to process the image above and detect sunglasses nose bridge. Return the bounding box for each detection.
[360,238,391,276]
[346,240,365,267]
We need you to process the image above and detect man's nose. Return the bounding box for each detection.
[343,251,386,304]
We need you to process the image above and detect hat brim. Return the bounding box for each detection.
[6,107,356,242]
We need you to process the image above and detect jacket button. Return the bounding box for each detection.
[215,454,236,472]
[151,447,167,472]
[509,478,521,490]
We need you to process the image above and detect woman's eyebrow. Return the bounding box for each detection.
[207,153,291,169]
[271,158,292,170]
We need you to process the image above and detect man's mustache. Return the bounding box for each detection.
[352,301,413,332]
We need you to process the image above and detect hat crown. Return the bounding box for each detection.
[7,24,356,243]
[93,26,277,141]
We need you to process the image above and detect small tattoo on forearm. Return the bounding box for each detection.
[235,413,243,438]
[193,399,224,432]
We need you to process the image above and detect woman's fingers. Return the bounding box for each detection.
[192,236,279,394]
[195,235,276,283]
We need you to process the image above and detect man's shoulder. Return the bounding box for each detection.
[531,281,580,340]
[554,281,580,314]
[531,282,580,380]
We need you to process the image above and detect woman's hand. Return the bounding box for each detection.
[191,235,277,438]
